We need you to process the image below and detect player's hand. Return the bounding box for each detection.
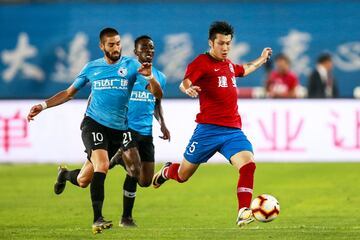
[27,104,43,122]
[159,124,171,142]
[138,62,152,77]
[261,47,272,62]
[185,86,201,98]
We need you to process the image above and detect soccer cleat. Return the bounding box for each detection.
[109,149,123,169]
[119,216,137,228]
[54,166,68,195]
[236,207,255,227]
[92,217,113,234]
[152,162,171,189]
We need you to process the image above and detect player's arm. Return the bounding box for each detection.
[179,78,201,98]
[146,76,163,99]
[27,85,78,122]
[138,62,163,99]
[154,98,170,141]
[243,47,272,76]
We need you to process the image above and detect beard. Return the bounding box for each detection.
[105,50,121,62]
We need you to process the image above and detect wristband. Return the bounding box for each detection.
[144,74,154,81]
[40,101,47,110]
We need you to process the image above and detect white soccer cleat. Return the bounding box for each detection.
[236,207,255,227]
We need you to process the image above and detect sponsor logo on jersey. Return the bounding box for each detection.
[118,67,128,77]
[93,78,128,90]
[130,91,155,102]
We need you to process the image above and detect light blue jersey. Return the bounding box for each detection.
[72,56,147,130]
[127,67,166,136]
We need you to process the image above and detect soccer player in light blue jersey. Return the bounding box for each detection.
[27,28,163,234]
[108,35,170,227]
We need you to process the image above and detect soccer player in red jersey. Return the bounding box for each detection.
[152,21,272,227]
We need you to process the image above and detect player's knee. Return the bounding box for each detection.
[95,161,109,173]
[178,177,187,183]
[77,176,91,188]
[177,170,191,183]
[78,181,90,188]
[177,175,189,183]
[138,180,151,188]
[127,165,141,179]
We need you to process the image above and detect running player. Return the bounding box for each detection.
[109,35,170,227]
[152,21,272,227]
[27,28,162,234]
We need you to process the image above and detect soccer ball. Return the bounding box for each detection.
[250,194,280,222]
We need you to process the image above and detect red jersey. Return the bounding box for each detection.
[266,70,299,94]
[184,53,245,129]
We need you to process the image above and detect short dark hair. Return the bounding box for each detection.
[209,21,234,41]
[134,35,153,48]
[99,28,119,43]
[317,53,332,64]
[275,53,290,64]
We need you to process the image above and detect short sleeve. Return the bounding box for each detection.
[184,57,204,84]
[72,63,89,90]
[234,63,245,77]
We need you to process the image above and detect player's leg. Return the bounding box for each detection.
[120,173,138,227]
[81,117,113,234]
[231,151,256,227]
[119,134,154,227]
[77,159,94,187]
[137,137,155,187]
[153,124,218,188]
[120,130,152,186]
[90,149,112,233]
[114,147,139,228]
[119,161,155,227]
[219,129,256,227]
[121,146,141,182]
[108,148,123,169]
[170,158,200,181]
[152,158,199,188]
[54,159,94,194]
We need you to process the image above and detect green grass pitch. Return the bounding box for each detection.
[0,163,359,240]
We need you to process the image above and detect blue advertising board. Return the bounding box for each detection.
[0,1,359,98]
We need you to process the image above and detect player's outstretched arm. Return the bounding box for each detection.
[154,99,170,141]
[138,62,163,99]
[243,47,272,76]
[27,85,78,122]
[179,78,201,98]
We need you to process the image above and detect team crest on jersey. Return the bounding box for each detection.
[118,67,128,77]
[229,63,235,73]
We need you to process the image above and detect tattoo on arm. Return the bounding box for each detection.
[245,62,262,70]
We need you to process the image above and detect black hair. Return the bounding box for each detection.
[317,53,332,64]
[209,21,234,41]
[134,35,153,48]
[99,28,119,43]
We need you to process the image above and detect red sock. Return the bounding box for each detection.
[165,163,185,183]
[237,162,256,210]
